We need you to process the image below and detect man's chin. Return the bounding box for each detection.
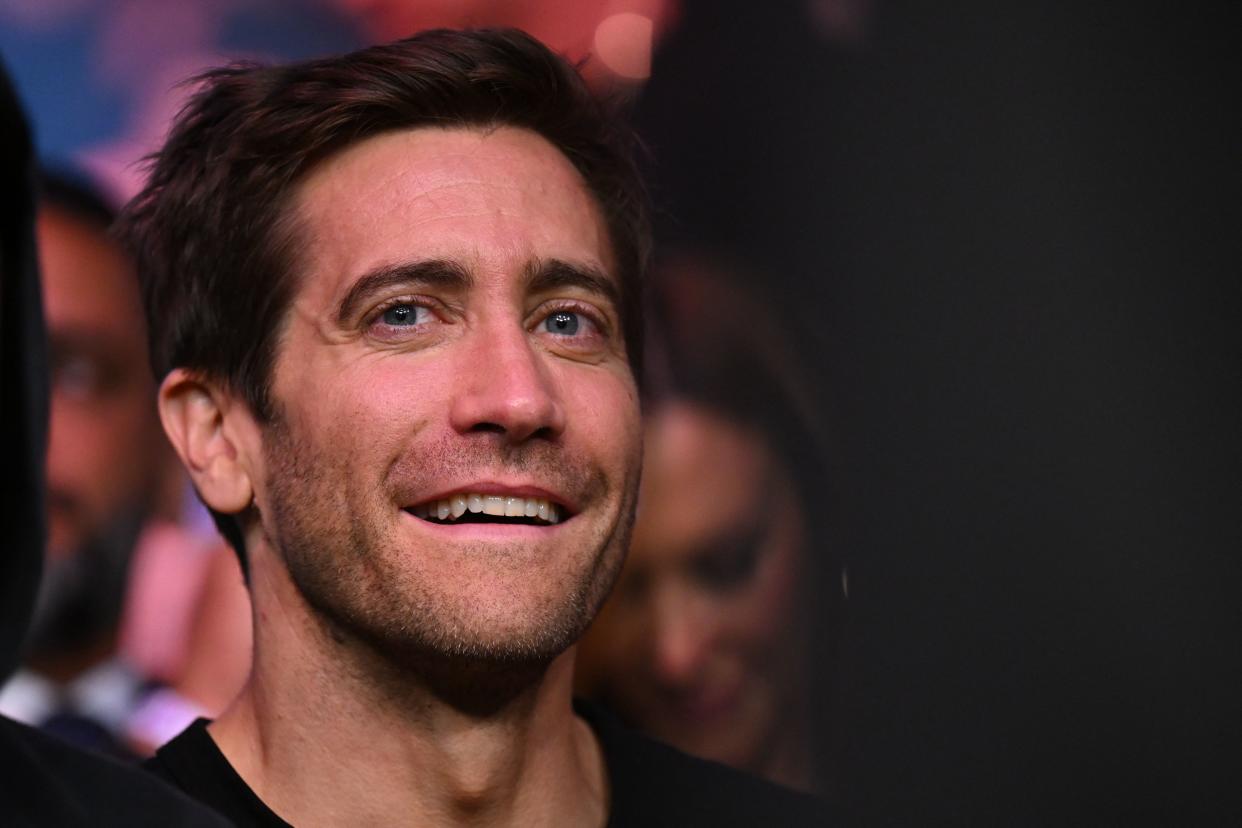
[355,593,592,670]
[313,599,589,713]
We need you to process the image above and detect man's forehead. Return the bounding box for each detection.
[293,125,606,240]
[289,124,618,303]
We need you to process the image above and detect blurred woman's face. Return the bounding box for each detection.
[578,401,807,774]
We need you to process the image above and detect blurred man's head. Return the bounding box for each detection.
[38,175,160,562]
[29,173,163,659]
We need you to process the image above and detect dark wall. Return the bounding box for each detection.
[637,1,1241,821]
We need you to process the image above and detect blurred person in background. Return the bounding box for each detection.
[34,173,163,584]
[0,55,228,824]
[0,170,165,757]
[577,252,842,795]
[0,170,243,757]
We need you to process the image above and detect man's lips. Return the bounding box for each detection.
[404,483,574,526]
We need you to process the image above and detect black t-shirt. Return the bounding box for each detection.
[145,701,827,826]
[0,716,231,827]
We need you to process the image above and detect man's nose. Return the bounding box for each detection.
[449,324,567,443]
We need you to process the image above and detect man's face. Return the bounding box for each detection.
[251,126,642,666]
[39,208,160,562]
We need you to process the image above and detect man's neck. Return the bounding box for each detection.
[208,560,608,828]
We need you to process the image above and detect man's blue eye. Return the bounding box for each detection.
[381,304,421,326]
[544,311,580,336]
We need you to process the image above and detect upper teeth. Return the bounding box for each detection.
[412,494,560,524]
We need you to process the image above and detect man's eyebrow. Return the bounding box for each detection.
[525,259,621,310]
[336,260,472,324]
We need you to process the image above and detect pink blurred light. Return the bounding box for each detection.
[94,0,219,88]
[80,50,263,203]
[77,0,279,202]
[593,12,653,81]
[327,0,675,71]
[73,0,678,200]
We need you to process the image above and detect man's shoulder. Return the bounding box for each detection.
[576,700,830,827]
[0,715,230,827]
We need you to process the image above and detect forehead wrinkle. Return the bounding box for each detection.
[301,130,567,224]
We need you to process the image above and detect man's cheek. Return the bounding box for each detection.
[315,361,422,428]
[568,372,640,440]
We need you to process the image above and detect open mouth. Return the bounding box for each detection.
[406,493,563,526]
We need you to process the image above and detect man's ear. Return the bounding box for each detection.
[158,368,257,515]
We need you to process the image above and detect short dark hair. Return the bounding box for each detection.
[117,28,650,560]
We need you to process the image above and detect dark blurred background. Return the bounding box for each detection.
[638,2,1240,822]
[4,0,1239,822]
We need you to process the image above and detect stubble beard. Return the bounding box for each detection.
[259,411,638,697]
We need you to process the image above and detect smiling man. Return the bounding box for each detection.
[117,29,821,827]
